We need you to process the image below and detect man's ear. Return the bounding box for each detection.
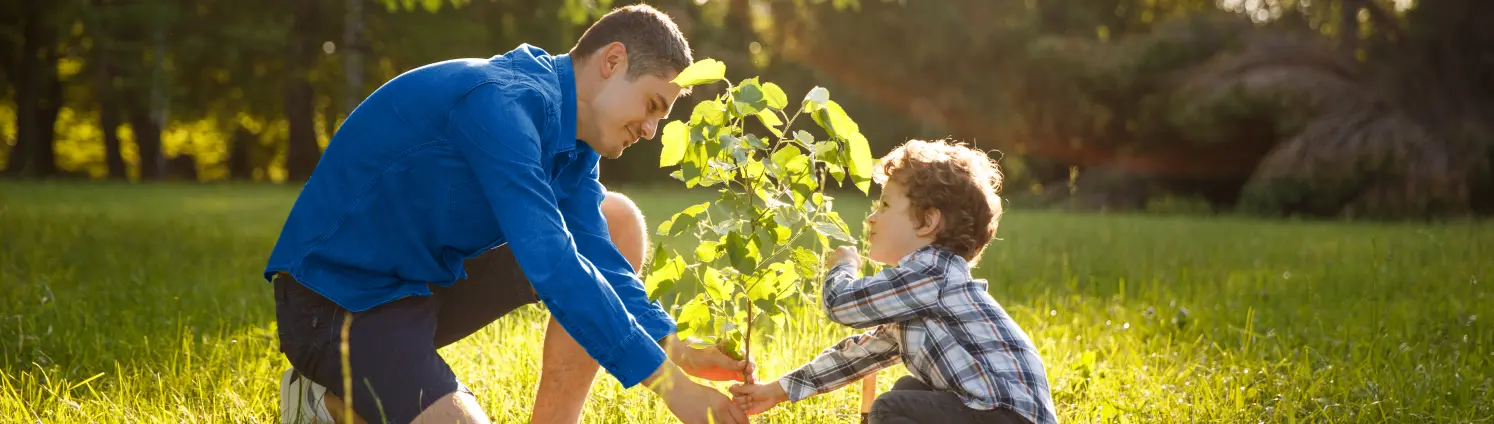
[917,209,942,238]
[598,41,628,79]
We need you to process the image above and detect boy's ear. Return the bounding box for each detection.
[917,209,942,238]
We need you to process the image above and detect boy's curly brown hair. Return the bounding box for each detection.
[872,138,1004,265]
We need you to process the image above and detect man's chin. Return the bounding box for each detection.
[602,143,633,159]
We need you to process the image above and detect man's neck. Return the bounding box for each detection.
[571,57,596,142]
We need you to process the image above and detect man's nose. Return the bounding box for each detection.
[642,120,658,139]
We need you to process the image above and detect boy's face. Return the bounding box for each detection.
[865,179,938,264]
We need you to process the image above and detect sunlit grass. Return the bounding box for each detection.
[1,182,1490,423]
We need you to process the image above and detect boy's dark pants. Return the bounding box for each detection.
[865,376,1033,424]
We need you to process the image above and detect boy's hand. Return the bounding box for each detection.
[728,380,791,415]
[832,246,861,269]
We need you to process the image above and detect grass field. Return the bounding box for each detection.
[1,181,1491,423]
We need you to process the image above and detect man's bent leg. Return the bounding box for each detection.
[411,391,490,424]
[530,192,649,424]
[274,274,474,424]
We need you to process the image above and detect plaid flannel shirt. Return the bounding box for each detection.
[778,245,1057,424]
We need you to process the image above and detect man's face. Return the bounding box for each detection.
[585,61,682,159]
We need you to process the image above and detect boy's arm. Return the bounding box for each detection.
[821,260,943,328]
[778,325,901,403]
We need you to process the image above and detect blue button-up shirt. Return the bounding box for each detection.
[264,44,675,388]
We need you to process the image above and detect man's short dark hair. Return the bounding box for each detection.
[571,4,694,82]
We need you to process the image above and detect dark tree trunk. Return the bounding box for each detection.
[285,0,321,181]
[127,97,164,180]
[98,70,126,180]
[227,124,254,180]
[93,0,126,180]
[34,61,61,177]
[7,1,60,177]
[343,0,364,121]
[1340,0,1362,56]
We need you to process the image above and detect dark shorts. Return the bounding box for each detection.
[866,376,1034,424]
[273,245,539,424]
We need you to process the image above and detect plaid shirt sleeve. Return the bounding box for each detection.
[821,261,944,329]
[778,325,902,402]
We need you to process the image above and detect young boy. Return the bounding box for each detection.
[728,139,1057,424]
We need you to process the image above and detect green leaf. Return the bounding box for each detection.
[676,293,711,332]
[792,247,820,282]
[813,216,854,243]
[794,130,814,148]
[672,59,726,87]
[701,267,727,301]
[812,140,840,162]
[743,133,770,150]
[827,163,846,184]
[747,261,798,301]
[845,132,875,194]
[773,222,792,243]
[762,82,788,110]
[804,86,830,109]
[648,241,671,274]
[755,111,784,139]
[725,231,761,274]
[769,146,804,181]
[733,82,766,116]
[826,211,854,243]
[659,121,688,167]
[721,327,744,361]
[773,209,802,230]
[644,249,685,301]
[754,227,776,260]
[657,202,710,237]
[742,159,766,181]
[691,100,726,127]
[812,100,860,139]
[695,240,720,263]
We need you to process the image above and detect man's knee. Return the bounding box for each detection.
[600,191,647,271]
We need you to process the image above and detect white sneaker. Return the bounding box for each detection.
[279,368,335,424]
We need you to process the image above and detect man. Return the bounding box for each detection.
[266,5,752,424]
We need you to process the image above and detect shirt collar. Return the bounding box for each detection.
[554,53,581,154]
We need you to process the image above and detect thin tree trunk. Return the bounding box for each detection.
[343,0,364,122]
[227,124,254,180]
[285,0,321,181]
[1340,0,1362,56]
[98,60,126,180]
[93,0,126,180]
[9,3,60,177]
[35,60,61,176]
[128,97,163,180]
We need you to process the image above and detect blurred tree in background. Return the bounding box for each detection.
[1,0,1489,220]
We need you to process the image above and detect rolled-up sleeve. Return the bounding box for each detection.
[446,82,666,388]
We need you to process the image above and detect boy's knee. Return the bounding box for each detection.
[601,191,647,270]
[868,394,904,419]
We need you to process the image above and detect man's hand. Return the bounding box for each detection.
[664,336,757,383]
[728,380,791,416]
[832,246,860,269]
[644,361,749,424]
